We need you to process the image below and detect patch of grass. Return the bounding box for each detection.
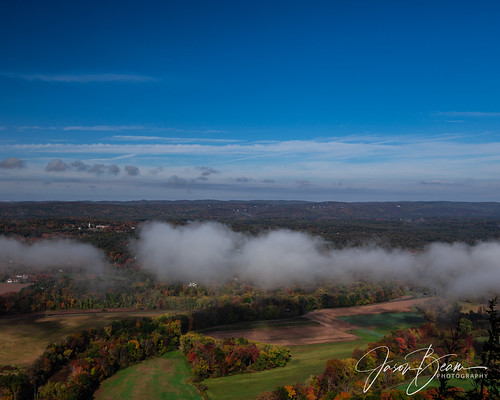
[0,311,166,369]
[94,351,202,400]
[337,312,427,335]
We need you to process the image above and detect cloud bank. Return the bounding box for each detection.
[0,237,107,272]
[133,221,500,297]
[1,133,500,201]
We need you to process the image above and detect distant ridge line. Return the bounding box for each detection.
[1,200,500,220]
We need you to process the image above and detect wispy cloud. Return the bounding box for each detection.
[3,140,390,159]
[436,111,500,117]
[110,135,236,143]
[3,134,500,202]
[64,125,146,131]
[112,135,168,140]
[196,166,219,176]
[97,154,137,161]
[17,126,57,131]
[2,72,158,83]
[5,137,500,163]
[235,176,253,183]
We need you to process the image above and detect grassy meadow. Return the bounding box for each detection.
[0,310,166,368]
[336,312,427,335]
[94,351,201,400]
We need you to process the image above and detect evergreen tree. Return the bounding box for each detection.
[477,296,499,399]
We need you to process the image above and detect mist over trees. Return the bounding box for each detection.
[134,221,500,297]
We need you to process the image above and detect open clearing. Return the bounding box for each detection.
[0,283,30,295]
[206,297,430,346]
[0,310,167,368]
[94,351,201,400]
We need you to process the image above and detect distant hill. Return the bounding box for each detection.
[1,200,500,221]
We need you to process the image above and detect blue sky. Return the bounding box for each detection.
[1,0,500,201]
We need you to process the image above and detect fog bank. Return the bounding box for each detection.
[0,236,106,272]
[133,221,500,297]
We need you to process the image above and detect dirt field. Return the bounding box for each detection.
[305,297,431,318]
[206,297,431,346]
[0,282,31,295]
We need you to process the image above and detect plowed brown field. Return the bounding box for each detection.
[206,297,430,346]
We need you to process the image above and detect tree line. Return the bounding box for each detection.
[0,273,407,320]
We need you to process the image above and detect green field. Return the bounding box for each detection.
[0,310,166,368]
[336,312,427,335]
[94,351,202,400]
[203,312,427,400]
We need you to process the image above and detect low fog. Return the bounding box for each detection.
[133,221,500,297]
[0,236,106,272]
[2,222,499,298]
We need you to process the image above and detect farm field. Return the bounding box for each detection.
[201,316,357,345]
[204,311,427,400]
[94,351,201,400]
[0,283,30,295]
[206,297,430,346]
[0,310,167,368]
[336,312,426,335]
